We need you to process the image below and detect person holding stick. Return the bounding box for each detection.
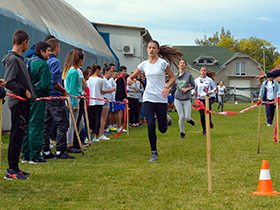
[64,49,85,153]
[169,59,195,139]
[127,40,182,161]
[41,38,74,159]
[193,67,216,135]
[2,29,36,179]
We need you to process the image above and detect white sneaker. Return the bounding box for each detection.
[117,128,127,132]
[92,137,99,142]
[84,138,89,143]
[99,135,110,140]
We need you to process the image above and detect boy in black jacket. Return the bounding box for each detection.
[2,29,36,180]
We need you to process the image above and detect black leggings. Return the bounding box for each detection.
[88,105,103,136]
[144,102,167,151]
[198,99,212,131]
[128,98,139,124]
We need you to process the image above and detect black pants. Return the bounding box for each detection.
[8,101,30,170]
[128,98,139,124]
[265,101,275,125]
[88,105,103,136]
[198,99,212,131]
[42,99,69,153]
[73,99,84,148]
[144,102,167,151]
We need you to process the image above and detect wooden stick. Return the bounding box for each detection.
[277,93,279,142]
[205,96,212,193]
[0,99,2,171]
[66,98,84,155]
[257,95,261,154]
[83,98,91,146]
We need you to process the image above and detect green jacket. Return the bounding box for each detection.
[30,55,52,98]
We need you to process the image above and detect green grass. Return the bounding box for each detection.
[1,102,280,209]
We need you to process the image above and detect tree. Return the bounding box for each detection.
[195,28,279,71]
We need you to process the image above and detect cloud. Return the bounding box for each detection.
[258,17,271,21]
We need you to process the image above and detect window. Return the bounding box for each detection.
[198,59,204,63]
[236,62,246,75]
[197,58,215,65]
[207,59,213,64]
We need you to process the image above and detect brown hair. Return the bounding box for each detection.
[44,35,56,42]
[62,50,74,79]
[91,63,101,74]
[204,67,216,80]
[148,40,184,68]
[12,29,29,45]
[71,49,84,68]
[46,38,60,51]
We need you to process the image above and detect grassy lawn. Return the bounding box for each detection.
[1,102,280,209]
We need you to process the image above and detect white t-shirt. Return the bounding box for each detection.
[194,76,216,100]
[103,78,113,100]
[267,81,274,100]
[87,77,105,106]
[108,77,116,100]
[218,85,226,95]
[78,68,84,78]
[137,58,168,103]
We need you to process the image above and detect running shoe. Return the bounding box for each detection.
[99,135,110,140]
[149,151,158,162]
[187,119,195,126]
[179,132,186,139]
[4,169,28,180]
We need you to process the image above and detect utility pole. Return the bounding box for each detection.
[262,46,266,72]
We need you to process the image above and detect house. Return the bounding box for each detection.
[93,22,152,73]
[176,46,262,88]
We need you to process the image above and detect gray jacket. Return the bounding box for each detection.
[170,71,195,101]
[127,81,139,99]
[2,51,36,108]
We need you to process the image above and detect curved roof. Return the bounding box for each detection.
[0,0,113,57]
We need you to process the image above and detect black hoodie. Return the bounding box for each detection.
[2,51,36,108]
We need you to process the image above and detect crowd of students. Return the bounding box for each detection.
[1,30,149,180]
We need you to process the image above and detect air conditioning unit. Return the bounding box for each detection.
[122,45,134,55]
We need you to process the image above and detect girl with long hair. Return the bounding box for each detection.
[170,59,195,139]
[193,66,216,135]
[127,40,183,161]
[65,49,85,153]
[216,81,227,112]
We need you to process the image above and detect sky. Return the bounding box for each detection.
[64,0,280,51]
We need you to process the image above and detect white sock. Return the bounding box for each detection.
[56,151,61,155]
[44,151,50,155]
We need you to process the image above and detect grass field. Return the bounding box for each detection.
[1,102,280,209]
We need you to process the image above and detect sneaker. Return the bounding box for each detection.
[82,141,89,147]
[108,127,117,132]
[84,138,89,144]
[138,123,143,127]
[42,151,55,159]
[179,132,186,139]
[187,119,195,126]
[91,136,100,142]
[217,105,220,110]
[29,159,48,164]
[4,169,28,180]
[210,123,214,129]
[201,131,206,135]
[21,157,30,163]
[66,146,84,153]
[134,123,139,127]
[149,151,158,162]
[167,114,172,126]
[19,169,31,176]
[99,135,110,140]
[117,128,127,133]
[54,152,75,159]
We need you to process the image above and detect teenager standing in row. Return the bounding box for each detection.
[127,40,183,161]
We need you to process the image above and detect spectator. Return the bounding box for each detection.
[21,41,52,164]
[41,38,74,160]
[115,66,128,133]
[87,64,105,142]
